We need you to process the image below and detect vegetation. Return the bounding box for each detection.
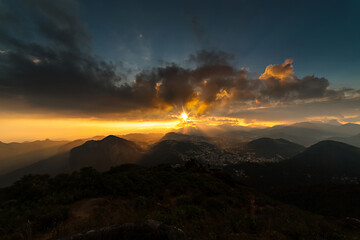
[0,164,359,240]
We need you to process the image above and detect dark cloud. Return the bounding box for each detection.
[0,0,356,119]
[189,49,235,66]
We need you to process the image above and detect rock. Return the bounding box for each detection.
[345,217,360,229]
[53,219,186,240]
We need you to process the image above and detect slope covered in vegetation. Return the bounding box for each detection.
[0,164,358,240]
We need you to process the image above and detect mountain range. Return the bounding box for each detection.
[1,121,360,187]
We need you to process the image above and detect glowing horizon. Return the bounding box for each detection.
[1,112,357,143]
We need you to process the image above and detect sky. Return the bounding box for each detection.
[0,0,360,142]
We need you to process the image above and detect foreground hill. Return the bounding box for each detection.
[69,135,143,171]
[247,138,305,159]
[0,164,358,240]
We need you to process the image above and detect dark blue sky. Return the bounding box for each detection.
[79,0,360,88]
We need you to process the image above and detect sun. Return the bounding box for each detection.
[181,112,188,121]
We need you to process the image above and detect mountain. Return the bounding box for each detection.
[252,122,354,146]
[329,133,360,148]
[228,140,360,186]
[161,132,211,143]
[336,123,360,135]
[326,119,342,126]
[0,139,69,174]
[140,139,220,166]
[247,138,305,159]
[287,140,360,179]
[0,151,69,188]
[68,135,143,171]
[0,136,137,187]
[0,139,91,187]
[161,132,247,149]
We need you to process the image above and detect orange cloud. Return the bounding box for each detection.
[260,59,295,83]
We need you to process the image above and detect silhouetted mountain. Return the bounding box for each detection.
[69,135,143,171]
[0,139,91,187]
[286,140,360,181]
[57,139,87,153]
[247,138,305,159]
[0,151,69,187]
[329,133,360,148]
[140,140,219,166]
[230,140,360,187]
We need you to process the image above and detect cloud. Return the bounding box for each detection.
[0,0,357,121]
[227,96,360,123]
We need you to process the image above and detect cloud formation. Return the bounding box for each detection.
[0,0,357,121]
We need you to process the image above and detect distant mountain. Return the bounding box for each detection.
[252,122,358,146]
[69,135,143,171]
[336,123,360,135]
[329,133,360,148]
[0,139,90,187]
[247,138,305,159]
[0,137,136,187]
[140,139,220,166]
[0,139,69,174]
[162,132,248,150]
[119,133,164,149]
[0,151,69,188]
[326,119,342,126]
[161,132,211,143]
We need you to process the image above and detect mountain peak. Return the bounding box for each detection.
[326,119,342,126]
[102,135,125,142]
[69,135,143,171]
[308,140,359,151]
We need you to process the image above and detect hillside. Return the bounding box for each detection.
[286,140,360,183]
[228,140,360,187]
[247,138,305,159]
[0,164,358,240]
[69,135,143,171]
[140,140,219,166]
[0,151,69,188]
[0,139,96,187]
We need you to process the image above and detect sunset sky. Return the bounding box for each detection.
[1,0,360,142]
